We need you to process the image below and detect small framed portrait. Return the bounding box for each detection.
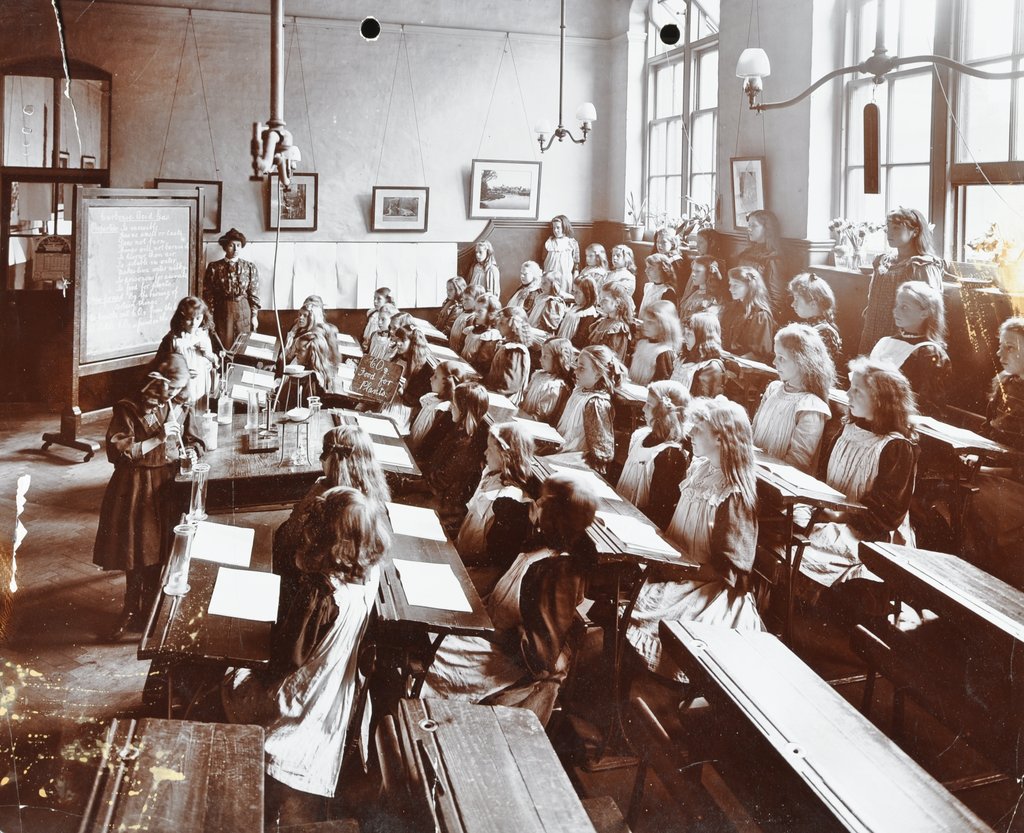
[155,178,223,234]
[81,155,97,170]
[730,156,766,228]
[370,186,430,233]
[468,159,542,220]
[267,172,318,231]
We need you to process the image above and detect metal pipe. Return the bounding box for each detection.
[557,0,566,130]
[874,0,886,54]
[269,0,285,128]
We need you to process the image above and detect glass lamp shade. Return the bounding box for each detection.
[575,102,597,122]
[735,48,771,79]
[534,120,554,138]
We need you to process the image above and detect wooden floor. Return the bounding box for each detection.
[1,409,1023,832]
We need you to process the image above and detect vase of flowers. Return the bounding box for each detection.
[625,193,648,241]
[828,217,883,270]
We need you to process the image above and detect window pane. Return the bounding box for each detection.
[886,164,930,215]
[3,76,54,167]
[666,119,683,175]
[1016,77,1024,161]
[848,80,889,167]
[696,48,718,109]
[963,0,1015,61]
[647,177,668,224]
[655,64,674,119]
[696,0,721,37]
[959,183,1024,261]
[649,122,667,176]
[898,0,936,57]
[958,64,1012,162]
[665,176,683,222]
[846,167,887,224]
[688,173,716,211]
[690,111,715,173]
[889,72,932,163]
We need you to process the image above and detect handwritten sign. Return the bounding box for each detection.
[351,356,402,404]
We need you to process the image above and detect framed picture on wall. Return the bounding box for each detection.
[155,178,223,234]
[267,172,318,231]
[468,159,542,220]
[81,155,96,170]
[730,156,766,228]
[370,186,430,233]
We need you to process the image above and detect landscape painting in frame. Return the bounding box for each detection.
[371,186,429,232]
[469,159,542,220]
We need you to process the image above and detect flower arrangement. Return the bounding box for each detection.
[828,217,884,267]
[967,223,1019,265]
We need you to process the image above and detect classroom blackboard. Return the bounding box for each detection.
[76,189,200,373]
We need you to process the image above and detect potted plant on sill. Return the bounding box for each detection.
[625,193,648,242]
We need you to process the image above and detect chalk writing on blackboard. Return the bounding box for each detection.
[82,204,191,365]
[351,356,402,404]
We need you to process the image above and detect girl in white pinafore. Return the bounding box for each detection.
[616,381,691,529]
[520,338,575,426]
[751,323,836,473]
[629,301,682,386]
[556,345,620,475]
[222,488,387,797]
[797,359,919,588]
[626,400,764,682]
[408,361,475,455]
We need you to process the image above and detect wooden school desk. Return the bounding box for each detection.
[375,502,493,698]
[859,541,1024,778]
[174,408,419,509]
[659,621,994,833]
[377,699,597,833]
[139,510,281,717]
[754,453,866,643]
[78,718,264,833]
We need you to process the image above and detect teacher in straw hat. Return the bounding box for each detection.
[202,227,261,352]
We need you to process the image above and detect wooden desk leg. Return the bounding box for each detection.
[588,565,646,772]
[408,633,447,699]
[784,507,796,646]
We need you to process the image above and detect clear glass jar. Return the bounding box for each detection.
[164,522,196,596]
[187,462,211,522]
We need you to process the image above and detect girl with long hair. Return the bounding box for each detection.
[671,311,726,397]
[556,344,622,474]
[521,337,576,425]
[720,265,776,363]
[629,300,682,385]
[557,276,601,349]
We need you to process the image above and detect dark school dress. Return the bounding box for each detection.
[203,257,261,350]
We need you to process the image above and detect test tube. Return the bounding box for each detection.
[164,523,196,596]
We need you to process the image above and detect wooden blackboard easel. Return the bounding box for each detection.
[42,187,202,461]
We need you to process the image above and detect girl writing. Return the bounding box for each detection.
[542,214,580,293]
[629,300,682,385]
[626,398,764,682]
[556,344,621,474]
[859,207,943,354]
[788,273,842,365]
[467,240,500,296]
[424,474,597,725]
[222,487,389,798]
[720,265,776,363]
[93,355,203,638]
[617,380,692,530]
[671,311,727,397]
[486,307,533,405]
[425,381,492,531]
[589,282,634,363]
[751,323,835,473]
[797,359,919,591]
[435,277,467,336]
[557,276,601,350]
[507,261,544,314]
[521,337,575,426]
[868,281,951,418]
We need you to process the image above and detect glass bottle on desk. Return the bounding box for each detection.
[306,396,322,459]
[217,376,234,425]
[245,388,260,431]
[164,522,196,596]
[187,462,211,521]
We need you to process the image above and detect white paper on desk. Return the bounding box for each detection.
[392,559,472,612]
[512,417,564,444]
[758,461,847,501]
[354,413,401,438]
[546,463,622,501]
[373,442,414,469]
[431,345,461,361]
[595,511,678,556]
[190,521,255,568]
[338,342,364,358]
[208,567,281,621]
[408,316,445,340]
[338,333,359,346]
[618,381,647,402]
[240,370,274,388]
[386,502,447,541]
[487,391,517,411]
[248,332,277,345]
[243,345,276,361]
[338,363,356,381]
